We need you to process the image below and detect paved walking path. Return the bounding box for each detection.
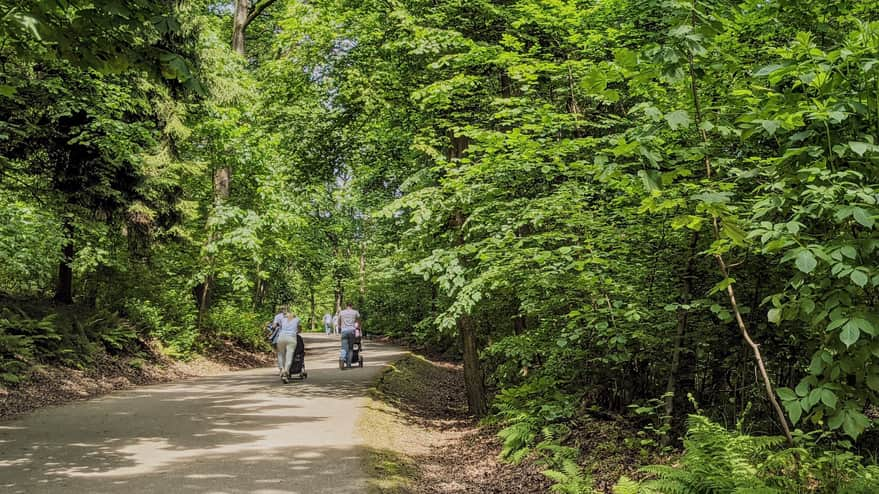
[0,334,406,493]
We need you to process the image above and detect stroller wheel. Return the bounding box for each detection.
[339,358,344,370]
[302,372,308,379]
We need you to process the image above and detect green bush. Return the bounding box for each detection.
[206,303,270,351]
[124,299,198,358]
[0,307,60,384]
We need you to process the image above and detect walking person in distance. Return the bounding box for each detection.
[323,312,333,335]
[337,302,360,369]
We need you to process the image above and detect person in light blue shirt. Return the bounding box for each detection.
[323,313,333,335]
[276,307,300,383]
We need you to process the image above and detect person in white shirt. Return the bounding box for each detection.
[276,307,301,383]
[323,313,333,335]
[269,306,286,373]
[336,302,360,369]
[332,312,340,334]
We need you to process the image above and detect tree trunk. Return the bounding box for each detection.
[358,241,366,308]
[309,287,316,332]
[197,167,232,330]
[449,134,487,417]
[232,0,249,56]
[460,313,488,416]
[663,231,699,442]
[54,219,74,304]
[334,279,343,315]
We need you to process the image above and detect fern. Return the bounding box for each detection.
[612,476,643,494]
[620,414,879,493]
[543,458,595,494]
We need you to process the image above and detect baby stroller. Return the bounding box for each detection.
[352,327,364,368]
[338,327,364,369]
[283,334,307,383]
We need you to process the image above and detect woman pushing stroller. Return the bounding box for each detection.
[273,306,301,383]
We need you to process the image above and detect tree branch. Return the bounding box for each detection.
[245,0,279,28]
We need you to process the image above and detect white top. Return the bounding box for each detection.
[323,314,333,324]
[278,315,300,336]
[338,308,360,331]
[272,312,284,327]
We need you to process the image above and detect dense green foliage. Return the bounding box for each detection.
[3,0,879,491]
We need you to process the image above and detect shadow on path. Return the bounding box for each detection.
[0,334,407,493]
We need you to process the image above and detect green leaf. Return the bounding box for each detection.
[850,270,869,288]
[867,374,879,392]
[843,410,870,439]
[795,250,817,274]
[784,399,802,425]
[665,110,691,130]
[708,277,734,296]
[795,380,810,397]
[840,322,860,347]
[849,141,869,156]
[767,308,782,324]
[839,246,857,259]
[776,387,797,401]
[614,48,638,69]
[820,389,838,409]
[638,169,661,192]
[852,207,874,228]
[800,298,815,314]
[808,387,822,407]
[754,64,785,77]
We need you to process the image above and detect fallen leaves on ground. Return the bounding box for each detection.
[363,354,551,494]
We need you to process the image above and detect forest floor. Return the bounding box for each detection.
[0,337,274,421]
[359,346,668,493]
[359,353,551,494]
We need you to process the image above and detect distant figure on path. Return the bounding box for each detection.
[337,302,360,369]
[323,313,333,335]
[276,307,301,383]
[332,312,340,335]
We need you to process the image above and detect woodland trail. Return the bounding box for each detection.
[0,334,406,494]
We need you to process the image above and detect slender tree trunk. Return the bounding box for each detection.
[663,231,699,442]
[358,241,366,308]
[449,134,488,417]
[232,0,249,56]
[309,286,316,332]
[197,167,232,330]
[685,15,793,444]
[54,219,74,304]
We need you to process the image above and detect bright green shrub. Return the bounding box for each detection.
[206,303,270,351]
[123,299,199,358]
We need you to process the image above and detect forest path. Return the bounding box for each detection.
[0,334,407,493]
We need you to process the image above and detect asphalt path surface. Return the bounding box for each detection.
[0,334,406,493]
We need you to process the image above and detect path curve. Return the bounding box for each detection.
[0,334,406,493]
